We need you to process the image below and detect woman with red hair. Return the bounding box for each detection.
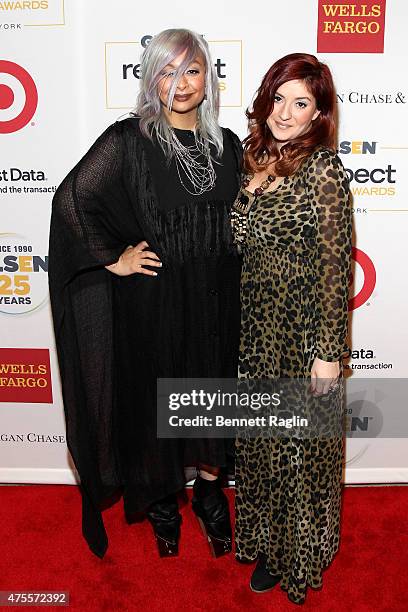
[231,53,352,604]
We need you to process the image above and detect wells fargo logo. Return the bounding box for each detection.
[0,348,53,403]
[317,1,386,53]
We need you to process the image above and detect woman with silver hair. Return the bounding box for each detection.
[48,29,242,559]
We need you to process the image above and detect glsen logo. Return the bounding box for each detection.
[317,1,386,53]
[105,37,242,109]
[349,247,376,310]
[338,140,377,154]
[345,399,383,437]
[0,233,48,315]
[0,348,52,403]
[0,61,37,133]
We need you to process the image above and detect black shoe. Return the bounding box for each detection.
[146,493,181,557]
[250,554,281,593]
[191,475,232,557]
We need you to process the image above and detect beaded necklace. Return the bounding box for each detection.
[230,173,276,245]
[242,173,275,196]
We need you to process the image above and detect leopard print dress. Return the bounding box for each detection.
[233,148,352,605]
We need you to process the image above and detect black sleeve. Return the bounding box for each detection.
[49,123,129,275]
[48,122,131,335]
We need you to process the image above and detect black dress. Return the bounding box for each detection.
[48,117,242,558]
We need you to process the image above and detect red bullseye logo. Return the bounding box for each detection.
[349,247,376,310]
[0,60,38,134]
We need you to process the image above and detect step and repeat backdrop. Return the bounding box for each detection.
[1,0,407,484]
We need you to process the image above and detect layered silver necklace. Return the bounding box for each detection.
[169,129,216,196]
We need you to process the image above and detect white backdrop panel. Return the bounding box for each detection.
[1,0,407,483]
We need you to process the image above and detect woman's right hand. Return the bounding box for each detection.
[105,241,162,277]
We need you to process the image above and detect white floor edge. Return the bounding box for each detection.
[1,467,408,485]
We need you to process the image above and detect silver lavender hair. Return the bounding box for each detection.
[134,28,223,159]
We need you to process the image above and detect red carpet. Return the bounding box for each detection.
[0,485,407,611]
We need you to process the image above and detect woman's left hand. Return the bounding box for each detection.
[310,357,340,396]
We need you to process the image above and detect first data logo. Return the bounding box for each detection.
[0,233,48,315]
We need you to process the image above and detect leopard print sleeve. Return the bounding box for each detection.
[304,148,352,362]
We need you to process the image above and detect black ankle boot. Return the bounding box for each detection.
[147,493,181,557]
[250,553,281,593]
[192,475,232,557]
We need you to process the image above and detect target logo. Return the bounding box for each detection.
[0,61,38,134]
[349,247,376,311]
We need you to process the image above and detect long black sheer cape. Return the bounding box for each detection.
[48,118,242,557]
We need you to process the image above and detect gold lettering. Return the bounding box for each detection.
[368,21,380,33]
[322,4,339,17]
[322,19,382,34]
[321,3,382,20]
[0,1,49,8]
[18,256,32,272]
[343,21,356,33]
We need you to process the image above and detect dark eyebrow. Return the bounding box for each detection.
[165,59,202,69]
[275,91,312,101]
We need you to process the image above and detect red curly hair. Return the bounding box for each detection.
[243,53,337,176]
